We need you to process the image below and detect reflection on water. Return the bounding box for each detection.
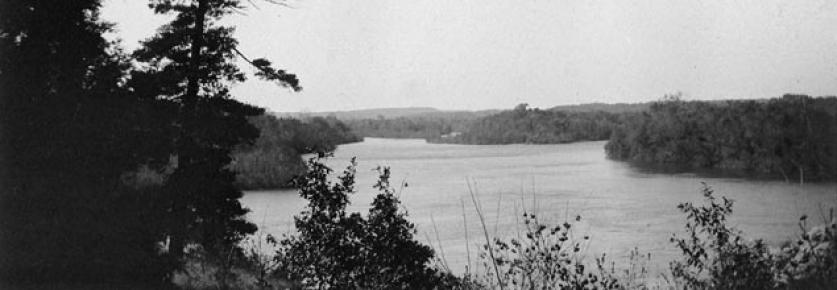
[242,138,837,275]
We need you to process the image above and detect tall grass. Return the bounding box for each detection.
[449,180,660,289]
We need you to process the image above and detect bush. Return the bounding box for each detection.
[477,212,621,289]
[669,183,837,289]
[272,154,456,288]
[669,183,776,289]
[773,214,837,289]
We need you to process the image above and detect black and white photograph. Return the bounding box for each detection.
[2,0,836,289]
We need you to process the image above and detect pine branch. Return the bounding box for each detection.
[233,46,301,92]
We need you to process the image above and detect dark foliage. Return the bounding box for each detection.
[0,1,177,287]
[606,94,837,182]
[670,184,776,289]
[132,0,301,264]
[274,156,457,288]
[670,184,837,290]
[1,0,300,287]
[232,114,361,190]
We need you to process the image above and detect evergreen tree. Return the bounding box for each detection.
[1,1,177,286]
[132,0,301,261]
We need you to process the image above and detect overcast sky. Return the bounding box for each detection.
[101,0,837,112]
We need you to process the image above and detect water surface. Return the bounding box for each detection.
[242,138,837,275]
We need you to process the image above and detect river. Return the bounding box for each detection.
[241,138,837,276]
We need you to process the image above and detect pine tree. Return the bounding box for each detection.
[131,0,301,261]
[1,1,177,286]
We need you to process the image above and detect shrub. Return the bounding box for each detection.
[596,248,653,290]
[670,184,776,289]
[273,154,456,288]
[478,212,621,289]
[773,213,837,289]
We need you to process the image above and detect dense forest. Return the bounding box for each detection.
[433,102,659,144]
[232,115,360,190]
[605,94,837,182]
[338,103,645,144]
[345,116,461,139]
[435,103,623,144]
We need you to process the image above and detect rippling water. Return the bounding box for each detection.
[241,138,837,275]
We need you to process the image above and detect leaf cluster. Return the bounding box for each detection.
[480,213,620,289]
[273,156,455,288]
[670,184,793,289]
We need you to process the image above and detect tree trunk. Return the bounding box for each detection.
[169,0,208,261]
[185,0,207,108]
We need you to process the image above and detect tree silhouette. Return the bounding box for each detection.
[132,0,301,263]
[1,1,177,286]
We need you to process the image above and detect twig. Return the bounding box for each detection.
[461,198,472,274]
[397,176,408,199]
[493,190,503,237]
[232,47,264,73]
[468,178,504,289]
[430,213,450,273]
[423,231,449,273]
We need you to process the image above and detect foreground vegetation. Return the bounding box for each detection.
[182,158,837,289]
[667,184,837,289]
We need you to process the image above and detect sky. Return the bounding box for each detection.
[101,0,837,112]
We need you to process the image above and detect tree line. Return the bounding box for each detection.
[605,94,837,182]
[340,103,647,145]
[342,112,479,140]
[342,97,837,182]
[434,103,622,144]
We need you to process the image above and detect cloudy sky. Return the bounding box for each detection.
[101,0,837,112]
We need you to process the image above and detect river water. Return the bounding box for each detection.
[241,138,837,275]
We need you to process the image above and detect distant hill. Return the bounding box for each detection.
[278,107,445,120]
[279,103,657,119]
